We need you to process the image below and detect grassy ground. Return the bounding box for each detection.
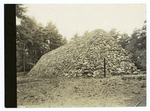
[17,74,146,108]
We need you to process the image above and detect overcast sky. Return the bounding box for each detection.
[24,4,146,40]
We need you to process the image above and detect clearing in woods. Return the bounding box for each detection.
[17,74,146,108]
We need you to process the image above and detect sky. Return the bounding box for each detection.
[23,4,146,40]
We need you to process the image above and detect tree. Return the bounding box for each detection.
[118,33,129,49]
[16,4,27,72]
[71,32,79,43]
[125,21,146,70]
[16,4,27,19]
[83,30,89,37]
[28,24,44,63]
[16,16,37,72]
[42,21,64,51]
[108,28,120,40]
[61,36,68,45]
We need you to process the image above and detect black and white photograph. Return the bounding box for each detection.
[4,3,148,109]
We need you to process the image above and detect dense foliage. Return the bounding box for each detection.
[125,21,146,70]
[16,4,68,72]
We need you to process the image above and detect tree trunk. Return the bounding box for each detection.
[23,42,26,73]
[34,49,36,64]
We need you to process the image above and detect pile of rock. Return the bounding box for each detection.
[28,29,139,78]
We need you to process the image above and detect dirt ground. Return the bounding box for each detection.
[17,74,146,108]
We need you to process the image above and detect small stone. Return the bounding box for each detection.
[87,95,91,97]
[132,90,140,94]
[77,73,82,77]
[64,73,68,76]
[141,83,146,88]
[83,62,88,66]
[30,95,35,97]
[133,71,138,75]
[137,69,141,72]
[93,70,99,76]
[87,73,93,77]
[73,74,77,77]
[84,70,89,73]
[122,77,126,80]
[74,86,79,89]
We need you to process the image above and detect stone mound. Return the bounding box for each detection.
[28,29,138,78]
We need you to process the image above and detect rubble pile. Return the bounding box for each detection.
[28,29,138,78]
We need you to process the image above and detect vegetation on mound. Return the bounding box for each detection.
[28,29,139,78]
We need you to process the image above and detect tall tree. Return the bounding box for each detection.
[42,21,64,51]
[125,21,146,70]
[118,33,129,49]
[61,36,68,45]
[16,16,37,72]
[16,4,27,19]
[16,4,27,72]
[108,28,120,40]
[71,32,79,44]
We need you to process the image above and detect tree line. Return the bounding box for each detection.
[16,4,68,72]
[123,21,146,71]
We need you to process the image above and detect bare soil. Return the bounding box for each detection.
[17,74,146,108]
